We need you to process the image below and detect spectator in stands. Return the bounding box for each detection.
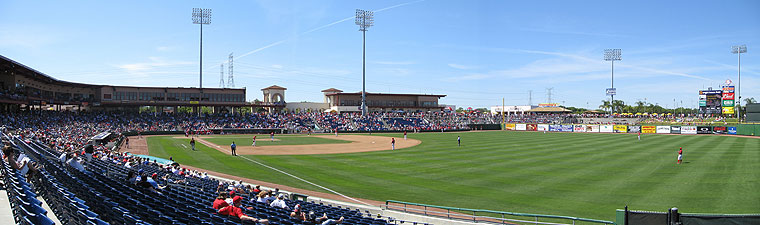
[84,144,94,163]
[269,194,289,209]
[292,208,344,225]
[218,196,269,224]
[126,170,137,184]
[137,174,157,192]
[256,190,271,204]
[66,153,86,172]
[213,192,229,210]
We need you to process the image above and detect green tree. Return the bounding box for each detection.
[745,97,757,105]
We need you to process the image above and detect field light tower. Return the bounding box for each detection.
[192,8,211,104]
[732,44,747,122]
[356,9,374,116]
[604,49,622,116]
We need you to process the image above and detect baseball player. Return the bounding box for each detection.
[391,138,395,150]
[252,136,256,147]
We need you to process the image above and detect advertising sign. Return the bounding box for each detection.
[722,93,735,100]
[537,124,549,131]
[505,124,516,130]
[628,126,641,133]
[516,124,527,131]
[642,126,656,133]
[606,88,616,96]
[713,126,727,134]
[670,126,681,134]
[682,126,697,134]
[559,125,573,132]
[656,126,671,133]
[722,100,735,107]
[699,94,706,107]
[549,125,561,132]
[613,125,627,133]
[722,107,735,114]
[697,126,713,134]
[728,127,737,135]
[574,125,586,132]
[599,125,613,133]
[722,85,735,92]
[527,124,537,131]
[585,125,600,132]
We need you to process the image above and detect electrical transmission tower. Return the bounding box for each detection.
[219,64,225,88]
[546,88,553,103]
[528,90,533,106]
[227,53,234,88]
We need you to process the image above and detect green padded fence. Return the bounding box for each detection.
[737,124,760,136]
[386,200,615,225]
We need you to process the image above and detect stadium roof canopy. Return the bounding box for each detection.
[526,107,571,113]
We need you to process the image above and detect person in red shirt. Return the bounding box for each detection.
[218,196,269,224]
[212,192,229,210]
[677,147,684,164]
[391,138,395,150]
[404,131,407,140]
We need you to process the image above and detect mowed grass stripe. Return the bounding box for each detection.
[147,132,760,220]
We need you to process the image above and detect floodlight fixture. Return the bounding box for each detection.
[604,49,622,116]
[732,44,747,122]
[356,9,375,116]
[604,49,622,61]
[192,8,212,109]
[192,8,212,25]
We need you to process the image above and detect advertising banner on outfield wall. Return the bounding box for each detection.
[656,126,671,133]
[722,106,735,114]
[728,127,737,134]
[558,125,573,132]
[713,126,727,134]
[600,125,614,133]
[642,126,656,133]
[527,124,537,131]
[549,125,561,132]
[682,126,697,134]
[516,124,527,131]
[537,124,549,131]
[505,124,516,130]
[613,125,627,133]
[697,126,712,134]
[585,125,600,132]
[628,126,641,133]
[574,125,585,132]
[670,126,681,134]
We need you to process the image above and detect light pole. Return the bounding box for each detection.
[731,44,747,122]
[192,8,211,112]
[356,9,374,116]
[604,49,622,116]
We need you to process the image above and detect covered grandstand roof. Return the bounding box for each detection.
[526,107,572,113]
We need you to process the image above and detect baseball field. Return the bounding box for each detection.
[145,131,759,221]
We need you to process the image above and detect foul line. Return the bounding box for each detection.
[191,137,372,206]
[238,156,373,206]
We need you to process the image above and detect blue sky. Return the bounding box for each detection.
[1,0,758,109]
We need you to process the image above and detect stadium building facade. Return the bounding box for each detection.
[1,55,254,112]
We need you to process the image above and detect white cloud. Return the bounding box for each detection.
[447,63,477,70]
[156,46,172,51]
[271,64,283,69]
[116,57,194,72]
[371,61,416,65]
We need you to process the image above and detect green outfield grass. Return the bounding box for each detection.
[147,132,759,221]
[200,134,351,147]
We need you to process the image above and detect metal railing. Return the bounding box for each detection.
[385,200,615,225]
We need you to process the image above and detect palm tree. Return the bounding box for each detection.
[745,97,757,105]
[599,100,611,113]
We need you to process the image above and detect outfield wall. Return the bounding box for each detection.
[501,123,760,136]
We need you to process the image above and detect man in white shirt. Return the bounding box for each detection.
[67,155,85,172]
[270,194,289,209]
